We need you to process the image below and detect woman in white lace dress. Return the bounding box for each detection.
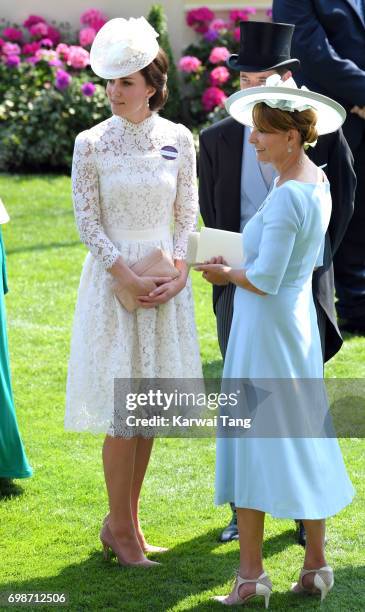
[65,18,202,567]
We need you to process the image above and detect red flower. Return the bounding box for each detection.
[22,42,41,55]
[23,15,46,29]
[3,27,23,42]
[186,7,215,33]
[46,25,61,45]
[202,86,227,111]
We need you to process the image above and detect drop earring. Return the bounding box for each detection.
[288,146,292,153]
[146,97,150,108]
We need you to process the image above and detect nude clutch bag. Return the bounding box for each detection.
[111,247,180,312]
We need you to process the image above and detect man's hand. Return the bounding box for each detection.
[351,105,365,120]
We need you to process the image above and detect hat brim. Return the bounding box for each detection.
[225,86,346,135]
[90,44,159,80]
[227,56,300,73]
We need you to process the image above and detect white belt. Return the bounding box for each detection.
[106,226,172,242]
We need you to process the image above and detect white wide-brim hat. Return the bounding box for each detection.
[90,17,159,80]
[0,198,10,224]
[225,75,346,135]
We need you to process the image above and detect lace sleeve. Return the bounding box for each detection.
[173,125,199,260]
[71,131,121,269]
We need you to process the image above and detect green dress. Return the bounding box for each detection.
[0,228,32,478]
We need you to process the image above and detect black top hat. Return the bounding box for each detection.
[227,21,300,73]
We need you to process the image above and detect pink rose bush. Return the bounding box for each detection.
[80,9,107,32]
[0,11,97,76]
[67,46,90,69]
[209,46,230,64]
[202,86,227,111]
[186,7,215,33]
[3,28,23,42]
[178,56,202,73]
[179,5,257,124]
[79,27,96,47]
[209,66,230,86]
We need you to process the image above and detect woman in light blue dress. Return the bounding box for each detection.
[197,78,354,607]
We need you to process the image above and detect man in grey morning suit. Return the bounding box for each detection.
[199,21,355,545]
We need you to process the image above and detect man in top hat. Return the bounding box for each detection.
[199,21,355,545]
[273,0,365,335]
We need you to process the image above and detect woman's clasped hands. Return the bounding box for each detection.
[137,260,189,308]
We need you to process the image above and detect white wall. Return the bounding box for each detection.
[0,0,190,59]
[1,1,271,57]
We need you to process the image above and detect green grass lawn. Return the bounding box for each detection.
[0,173,364,611]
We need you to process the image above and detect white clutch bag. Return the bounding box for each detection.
[187,227,244,267]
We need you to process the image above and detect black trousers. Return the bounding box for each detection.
[334,126,365,322]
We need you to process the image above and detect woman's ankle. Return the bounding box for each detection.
[303,556,327,570]
[238,564,264,579]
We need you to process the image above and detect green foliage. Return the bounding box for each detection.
[147,4,181,122]
[0,62,110,172]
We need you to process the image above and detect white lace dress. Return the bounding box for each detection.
[64,113,202,435]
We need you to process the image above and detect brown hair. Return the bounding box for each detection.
[252,102,318,147]
[141,48,169,111]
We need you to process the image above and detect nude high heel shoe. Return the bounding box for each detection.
[100,523,160,568]
[291,566,334,602]
[213,571,272,608]
[102,514,168,553]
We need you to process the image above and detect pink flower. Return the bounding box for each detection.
[2,42,21,56]
[48,58,63,67]
[266,9,273,18]
[209,46,230,64]
[3,27,23,42]
[55,69,72,90]
[186,7,215,33]
[56,43,70,61]
[23,15,46,29]
[233,27,241,42]
[22,41,41,55]
[209,66,230,86]
[46,25,61,45]
[5,55,21,68]
[81,82,96,97]
[40,38,53,48]
[79,27,96,47]
[210,18,228,31]
[202,86,227,112]
[80,9,107,32]
[67,45,90,69]
[29,22,48,39]
[178,55,202,73]
[25,56,40,64]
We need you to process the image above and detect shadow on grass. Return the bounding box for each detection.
[0,478,24,501]
[202,360,223,379]
[4,528,361,611]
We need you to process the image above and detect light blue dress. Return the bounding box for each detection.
[216,179,354,519]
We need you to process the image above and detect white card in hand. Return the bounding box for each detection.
[187,228,243,267]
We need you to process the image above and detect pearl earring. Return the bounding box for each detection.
[146,97,150,108]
